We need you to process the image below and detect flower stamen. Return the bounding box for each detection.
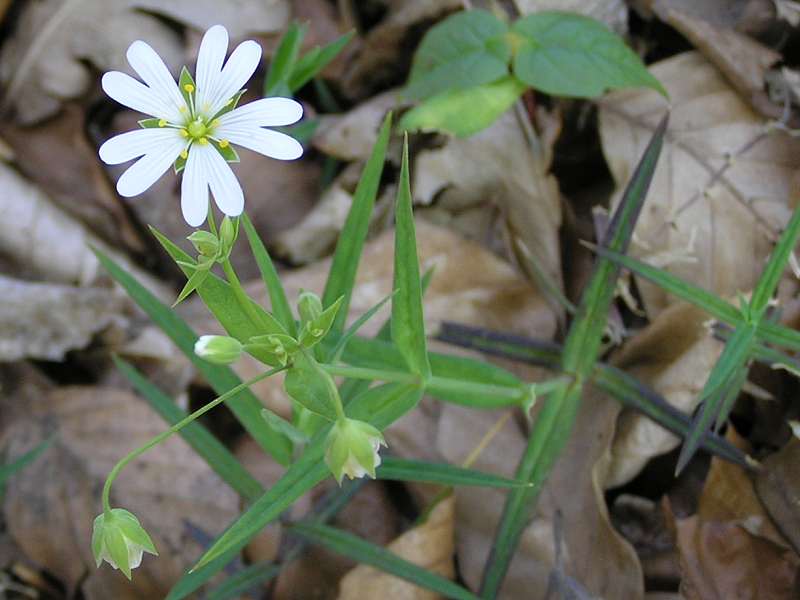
[157,119,167,127]
[219,139,229,148]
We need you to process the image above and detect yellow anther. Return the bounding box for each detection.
[179,129,189,138]
[179,105,187,113]
[158,119,167,127]
[180,149,188,160]
[198,137,209,145]
[210,119,220,128]
[219,139,229,148]
[183,83,195,93]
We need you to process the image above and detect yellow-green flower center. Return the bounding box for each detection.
[186,118,208,140]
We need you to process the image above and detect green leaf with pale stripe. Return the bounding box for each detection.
[113,356,263,502]
[93,246,292,465]
[391,136,431,381]
[291,523,481,600]
[378,457,528,488]
[322,112,392,333]
[242,213,296,336]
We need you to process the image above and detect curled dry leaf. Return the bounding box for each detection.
[0,161,167,295]
[607,303,723,487]
[756,438,800,553]
[0,0,289,124]
[599,51,800,317]
[337,496,455,600]
[437,389,644,600]
[1,386,239,599]
[0,274,123,361]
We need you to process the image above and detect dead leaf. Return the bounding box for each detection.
[337,496,455,600]
[0,104,145,253]
[0,0,289,124]
[775,0,800,25]
[607,303,723,487]
[756,438,800,553]
[1,386,239,598]
[0,161,168,296]
[437,387,644,600]
[513,0,628,31]
[599,51,800,317]
[0,274,123,361]
[653,2,782,118]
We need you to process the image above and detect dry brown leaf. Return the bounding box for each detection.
[437,389,643,600]
[653,2,782,118]
[0,274,123,361]
[413,109,563,296]
[0,0,289,124]
[0,104,145,253]
[0,161,168,296]
[599,51,800,317]
[1,386,239,598]
[607,303,723,487]
[338,496,455,600]
[756,438,800,553]
[513,0,628,31]
[775,0,800,25]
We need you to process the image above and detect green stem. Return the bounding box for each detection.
[101,365,284,515]
[222,258,269,333]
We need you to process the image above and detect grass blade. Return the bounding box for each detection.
[290,523,480,600]
[391,135,431,381]
[0,436,54,489]
[480,114,668,598]
[242,213,297,336]
[750,205,800,314]
[93,247,292,465]
[289,31,355,92]
[114,356,263,502]
[322,112,392,332]
[378,457,529,488]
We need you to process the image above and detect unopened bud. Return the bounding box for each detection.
[92,509,157,580]
[187,230,220,258]
[194,335,243,364]
[325,417,386,484]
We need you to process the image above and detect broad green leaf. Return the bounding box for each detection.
[291,523,480,600]
[283,353,341,421]
[242,213,297,336]
[93,247,292,465]
[405,9,510,100]
[436,321,749,467]
[322,112,393,333]
[289,31,355,92]
[0,436,54,490]
[399,76,525,137]
[481,115,667,597]
[512,11,666,98]
[264,22,306,97]
[114,356,263,502]
[378,457,528,488]
[391,136,431,381]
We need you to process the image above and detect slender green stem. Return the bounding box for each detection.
[101,365,285,515]
[320,364,420,386]
[222,258,268,332]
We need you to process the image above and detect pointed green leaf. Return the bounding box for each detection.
[264,22,306,97]
[92,246,292,465]
[173,265,211,306]
[322,112,392,332]
[0,436,54,489]
[391,136,431,381]
[378,457,528,488]
[288,30,355,92]
[750,205,800,315]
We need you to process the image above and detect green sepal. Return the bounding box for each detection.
[187,230,220,257]
[211,139,240,163]
[300,296,344,349]
[210,89,246,121]
[179,66,196,108]
[174,152,188,174]
[246,333,300,366]
[139,118,163,128]
[91,514,105,568]
[114,510,158,555]
[105,525,133,580]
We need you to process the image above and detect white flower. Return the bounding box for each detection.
[194,334,243,364]
[92,509,157,580]
[98,25,303,226]
[324,418,387,484]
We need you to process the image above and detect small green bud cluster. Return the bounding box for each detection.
[92,509,157,579]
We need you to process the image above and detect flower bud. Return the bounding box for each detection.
[297,291,323,325]
[187,230,220,258]
[194,335,243,364]
[219,216,239,256]
[299,296,343,349]
[247,333,299,366]
[325,417,386,484]
[92,509,157,579]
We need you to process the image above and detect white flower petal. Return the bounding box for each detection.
[218,97,303,128]
[216,125,303,160]
[195,25,228,115]
[116,132,185,197]
[181,145,209,226]
[126,40,186,123]
[197,144,244,217]
[102,72,175,120]
[99,128,183,165]
[207,40,262,116]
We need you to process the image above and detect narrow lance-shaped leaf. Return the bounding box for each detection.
[0,436,54,489]
[291,523,481,600]
[114,356,264,502]
[289,31,355,92]
[749,204,800,315]
[322,112,393,332]
[378,457,529,488]
[264,22,306,97]
[391,134,431,381]
[242,213,297,336]
[93,246,292,465]
[480,114,668,598]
